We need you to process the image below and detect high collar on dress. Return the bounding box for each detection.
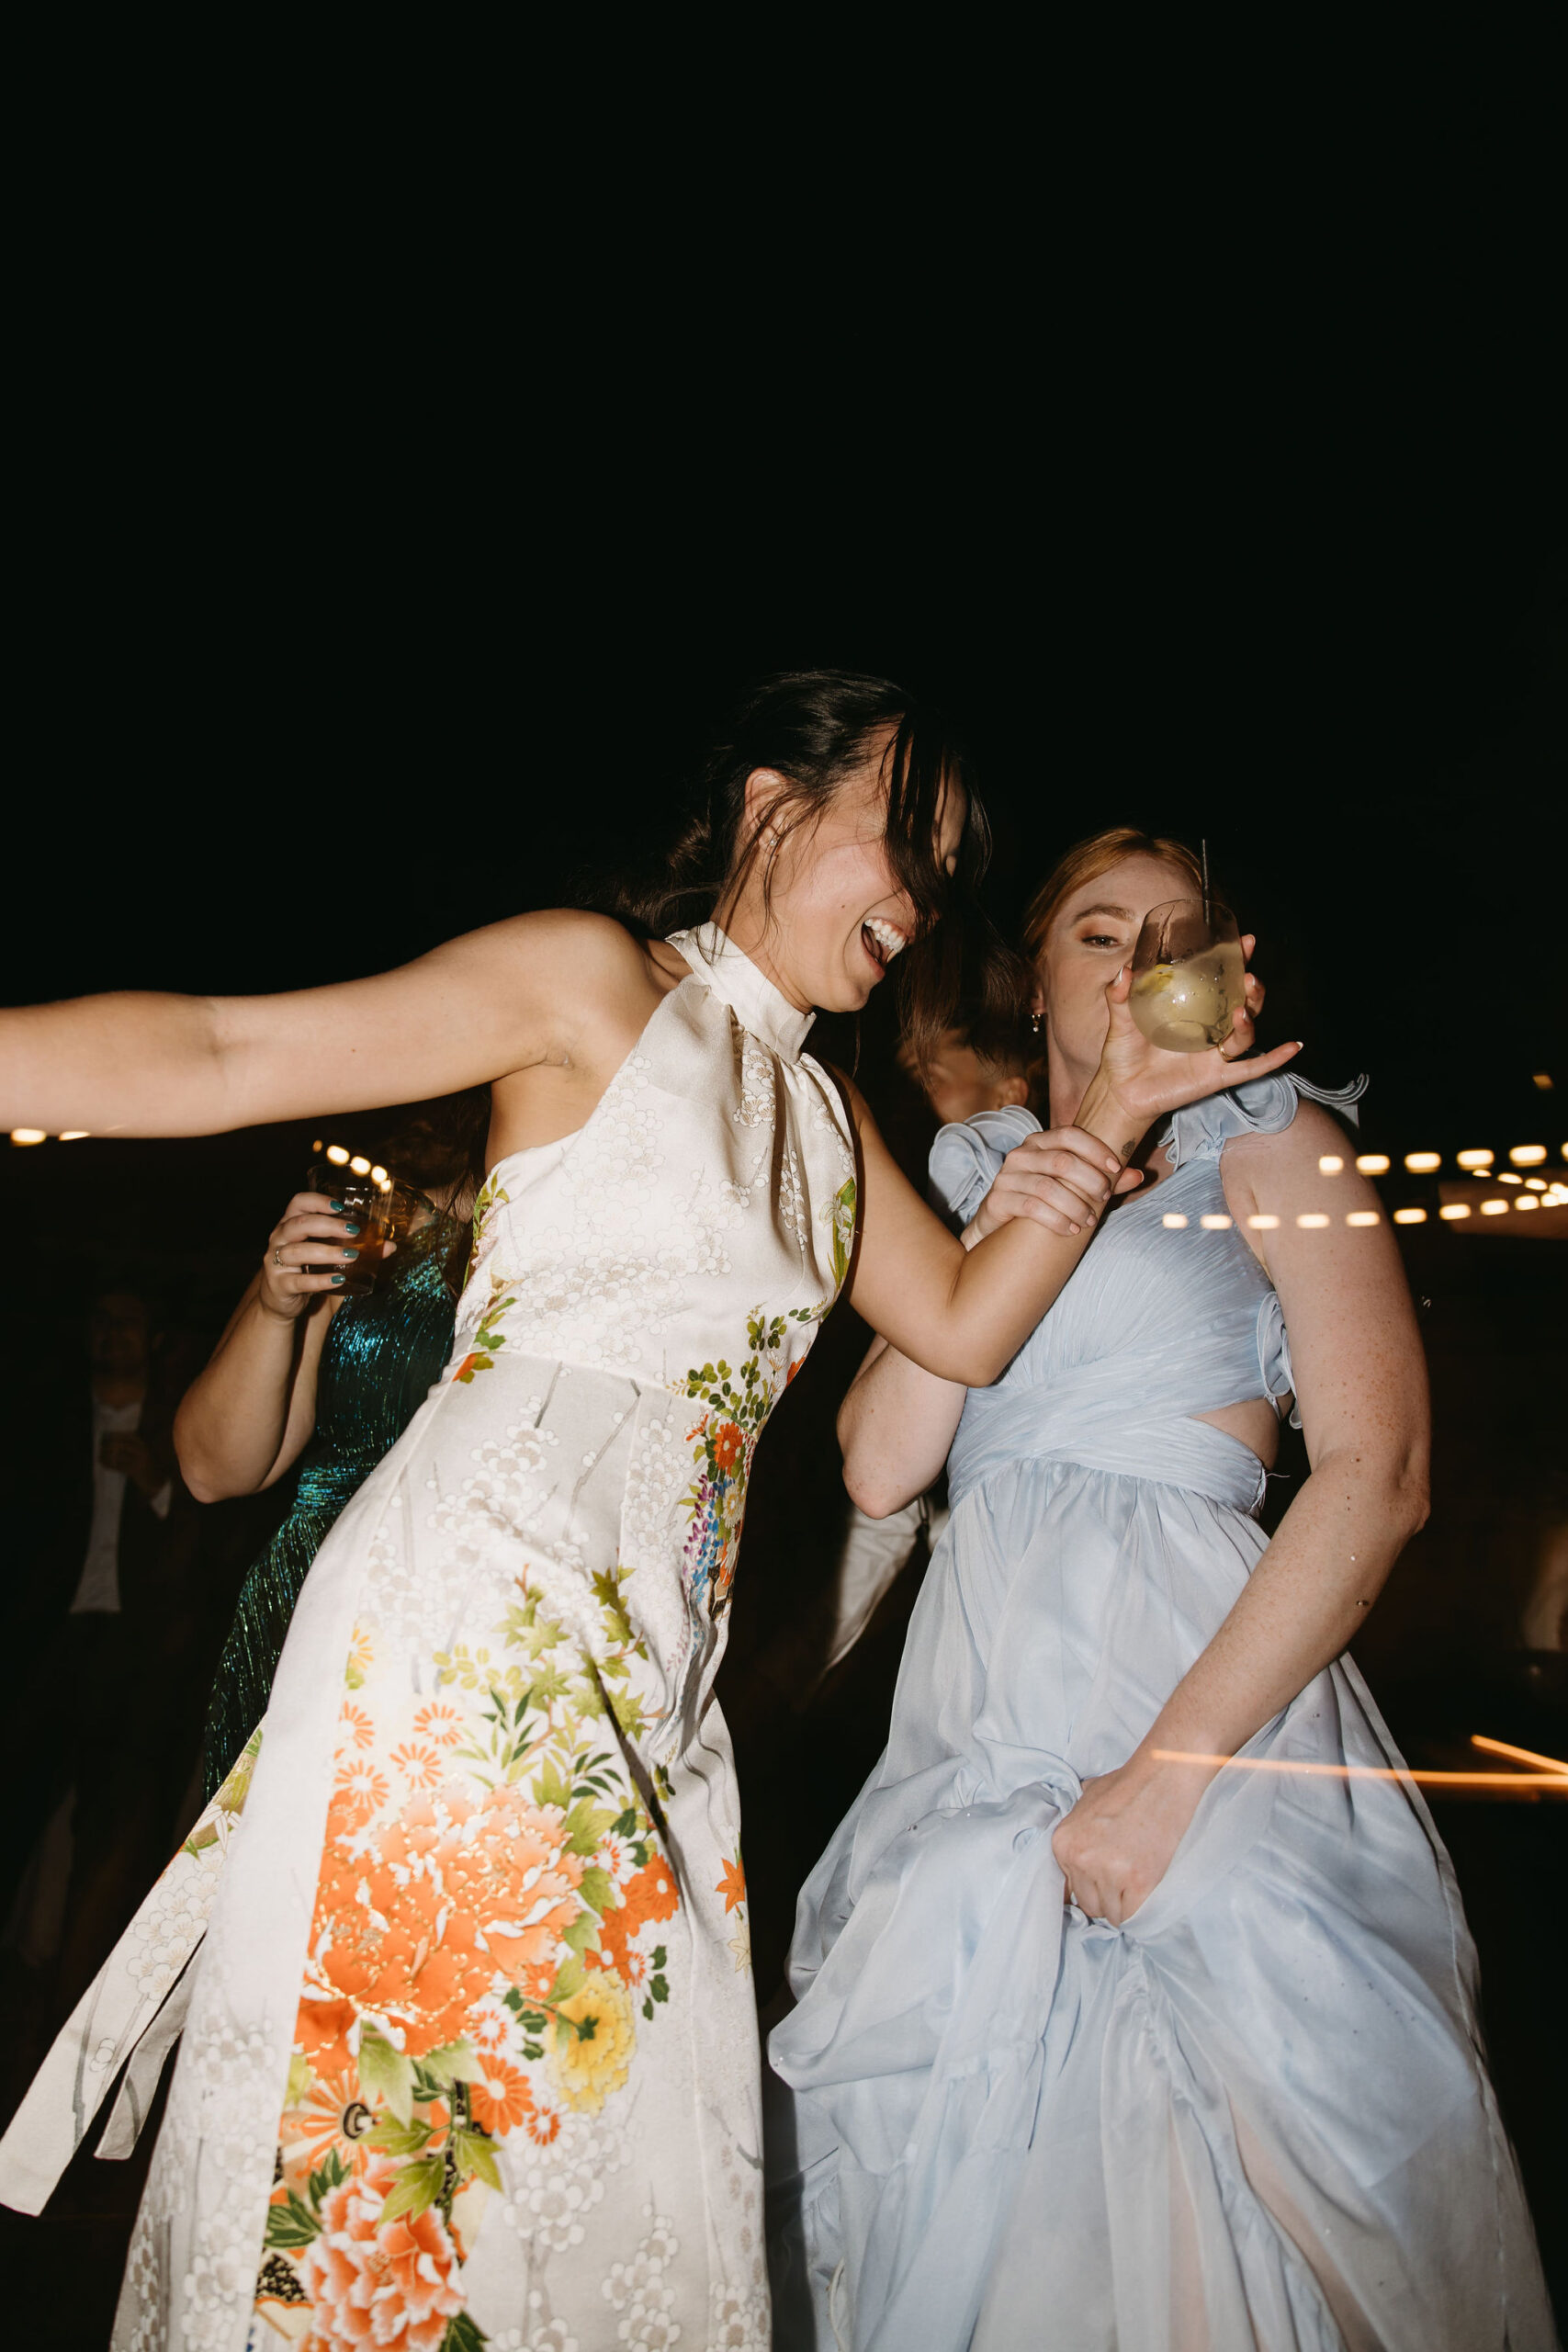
[667,922,817,1064]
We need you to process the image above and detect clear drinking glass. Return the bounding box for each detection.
[300,1159,396,1295]
[1128,899,1246,1053]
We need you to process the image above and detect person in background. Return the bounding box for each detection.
[175,1102,484,1798]
[1,1283,196,1996]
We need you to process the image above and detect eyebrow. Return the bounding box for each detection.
[1068,902,1134,923]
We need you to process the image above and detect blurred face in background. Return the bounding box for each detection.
[88,1290,152,1385]
[897,1029,1030,1128]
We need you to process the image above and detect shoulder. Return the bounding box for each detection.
[1224,1094,1345,1176]
[435,908,666,1008]
[1222,1094,1373,1223]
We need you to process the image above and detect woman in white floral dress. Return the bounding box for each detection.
[0,674,1299,2352]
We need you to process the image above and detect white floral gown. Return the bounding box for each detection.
[0,925,858,2352]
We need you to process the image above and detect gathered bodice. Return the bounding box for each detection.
[452,923,858,1392]
[936,1074,1365,1513]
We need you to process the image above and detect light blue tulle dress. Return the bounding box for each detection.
[767,1079,1555,2352]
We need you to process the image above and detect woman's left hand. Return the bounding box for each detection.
[1051,1751,1213,1925]
[1094,933,1299,1137]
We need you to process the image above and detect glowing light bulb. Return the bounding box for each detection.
[1456,1149,1493,1170]
[1355,1154,1390,1175]
[1162,1213,1188,1229]
[8,1129,45,1146]
[326,1145,350,1166]
[1526,1179,1546,1192]
[1247,1214,1280,1230]
[349,1156,371,1175]
[1297,1213,1330,1229]
[1318,1156,1343,1176]
[371,1166,389,1184]
[1514,1195,1539,1213]
[59,1130,89,1141]
[1404,1152,1440,1172]
[1509,1145,1546,1166]
[1531,1073,1552,1091]
[1439,1204,1471,1221]
[1393,1208,1427,1225]
[1480,1200,1508,1216]
[1201,1214,1233,1230]
[1347,1211,1380,1227]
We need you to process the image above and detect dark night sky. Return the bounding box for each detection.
[6,123,1565,1168]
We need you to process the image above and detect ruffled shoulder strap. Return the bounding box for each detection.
[1164,1072,1370,1171]
[928,1106,1042,1227]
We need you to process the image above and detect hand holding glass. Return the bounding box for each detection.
[1128,900,1246,1053]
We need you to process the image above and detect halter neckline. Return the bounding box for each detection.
[666,922,817,1063]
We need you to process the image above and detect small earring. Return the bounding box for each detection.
[1030,1012,1043,1036]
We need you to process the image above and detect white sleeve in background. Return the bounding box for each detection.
[824,1497,941,1675]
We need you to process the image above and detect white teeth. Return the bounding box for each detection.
[863,917,908,963]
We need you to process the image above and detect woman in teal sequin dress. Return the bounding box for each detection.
[176,1110,481,1795]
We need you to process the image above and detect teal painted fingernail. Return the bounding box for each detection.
[331,1272,345,1285]
[343,1222,361,1236]
[343,1248,356,1259]
[329,1200,345,1213]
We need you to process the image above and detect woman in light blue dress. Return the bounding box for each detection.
[768,831,1556,2351]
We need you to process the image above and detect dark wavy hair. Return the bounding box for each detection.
[612,669,1022,1064]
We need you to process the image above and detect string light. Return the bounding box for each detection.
[325,1145,350,1166]
[1150,1748,1568,1793]
[1162,1213,1188,1228]
[1248,1214,1280,1230]
[1404,1152,1440,1172]
[1515,1196,1539,1213]
[1318,1155,1343,1175]
[1297,1213,1329,1228]
[1498,1172,1522,1185]
[1355,1154,1390,1175]
[8,1129,45,1146]
[1347,1211,1380,1227]
[1509,1145,1546,1166]
[1531,1073,1553,1090]
[1525,1178,1547,1192]
[1201,1214,1232,1230]
[59,1130,89,1141]
[1439,1204,1471,1221]
[1480,1200,1508,1216]
[1456,1149,1494,1170]
[1394,1208,1427,1225]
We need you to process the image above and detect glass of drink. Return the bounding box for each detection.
[300,1159,396,1295]
[1128,899,1246,1053]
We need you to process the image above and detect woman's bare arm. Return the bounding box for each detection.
[1053,1108,1430,1922]
[0,909,644,1139]
[838,1329,969,1518]
[175,1272,333,1500]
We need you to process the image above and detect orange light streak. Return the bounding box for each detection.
[1470,1733,1568,1774]
[1150,1749,1568,1791]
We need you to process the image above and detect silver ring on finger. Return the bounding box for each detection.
[275,1247,284,1267]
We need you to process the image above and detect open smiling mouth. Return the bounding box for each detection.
[861,917,909,974]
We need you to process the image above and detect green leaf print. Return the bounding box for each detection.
[440,2312,491,2351]
[357,2023,417,2127]
[421,2037,483,2086]
[378,2153,446,2225]
[451,2126,502,2190]
[363,2118,433,2158]
[264,2189,321,2250]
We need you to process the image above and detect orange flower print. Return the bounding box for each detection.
[301,2153,463,2352]
[525,2101,562,2146]
[333,1759,389,1828]
[389,1741,443,1791]
[338,1702,374,1751]
[299,1779,586,2060]
[468,2058,536,2140]
[412,1700,464,1748]
[280,2062,369,2185]
[716,1852,747,1916]
[620,1856,680,1932]
[711,1419,745,1475]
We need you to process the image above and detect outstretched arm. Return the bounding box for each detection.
[1053,1106,1430,1923]
[0,908,628,1139]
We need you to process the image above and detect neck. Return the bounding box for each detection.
[1044,1029,1097,1132]
[707,893,812,1013]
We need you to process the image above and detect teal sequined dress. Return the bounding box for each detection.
[201,1211,461,1797]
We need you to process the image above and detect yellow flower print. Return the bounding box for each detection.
[344,1623,374,1690]
[548,1970,637,2114]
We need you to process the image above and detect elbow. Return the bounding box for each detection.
[842,1459,913,1521]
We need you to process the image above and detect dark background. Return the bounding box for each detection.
[3,88,1565,2341]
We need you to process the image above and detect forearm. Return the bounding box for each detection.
[839,1337,966,1517]
[1136,1449,1428,1768]
[2,991,231,1136]
[908,1069,1139,1385]
[175,1282,311,1498]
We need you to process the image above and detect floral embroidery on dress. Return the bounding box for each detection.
[674,1306,823,1618]
[254,1566,683,2333]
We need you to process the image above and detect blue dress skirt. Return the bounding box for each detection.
[768,1080,1555,2352]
